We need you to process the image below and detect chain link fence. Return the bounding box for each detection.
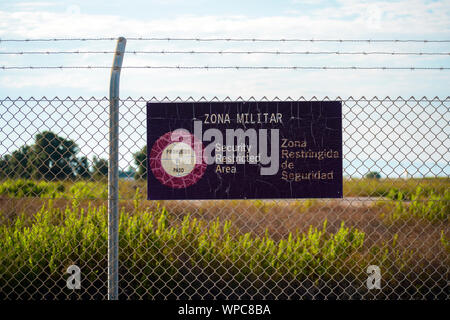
[0,96,448,300]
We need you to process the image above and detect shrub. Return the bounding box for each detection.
[0,179,64,198]
[381,186,449,222]
[365,171,381,179]
[0,200,367,298]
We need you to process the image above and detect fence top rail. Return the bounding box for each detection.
[1,96,449,103]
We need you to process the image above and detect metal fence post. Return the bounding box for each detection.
[108,36,126,300]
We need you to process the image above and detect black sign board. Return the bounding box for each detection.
[147,101,342,200]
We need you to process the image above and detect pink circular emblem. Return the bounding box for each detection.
[150,130,207,189]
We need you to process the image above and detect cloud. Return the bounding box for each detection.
[0,1,448,176]
[1,0,449,38]
[0,71,105,92]
[12,2,56,8]
[0,0,449,99]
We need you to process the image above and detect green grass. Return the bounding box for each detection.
[344,177,449,199]
[2,198,436,299]
[440,231,450,253]
[0,178,448,298]
[2,177,448,200]
[0,179,107,199]
[0,179,65,198]
[378,186,449,222]
[0,200,366,281]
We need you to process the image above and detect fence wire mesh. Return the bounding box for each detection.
[0,96,448,300]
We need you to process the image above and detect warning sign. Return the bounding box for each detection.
[147,101,342,200]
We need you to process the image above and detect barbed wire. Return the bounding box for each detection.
[1,65,449,70]
[0,37,117,42]
[1,37,450,43]
[1,50,449,56]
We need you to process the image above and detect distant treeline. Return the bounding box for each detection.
[0,131,146,180]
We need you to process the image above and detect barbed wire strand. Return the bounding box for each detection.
[1,37,450,43]
[1,65,449,70]
[1,50,449,56]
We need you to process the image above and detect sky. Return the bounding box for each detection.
[0,0,449,177]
